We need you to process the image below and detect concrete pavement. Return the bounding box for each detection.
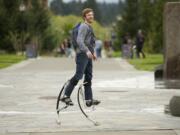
[0,57,180,135]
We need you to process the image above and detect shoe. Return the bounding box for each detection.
[86,99,101,107]
[61,96,74,106]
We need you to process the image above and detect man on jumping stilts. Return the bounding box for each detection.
[61,8,101,107]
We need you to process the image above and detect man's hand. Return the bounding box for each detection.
[86,51,93,59]
[93,53,97,60]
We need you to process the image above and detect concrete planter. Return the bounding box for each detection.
[170,96,180,116]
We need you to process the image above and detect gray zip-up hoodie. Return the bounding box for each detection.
[76,23,95,54]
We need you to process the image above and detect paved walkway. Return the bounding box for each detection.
[0,57,180,135]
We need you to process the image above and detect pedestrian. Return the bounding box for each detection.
[95,38,103,58]
[122,32,131,45]
[61,8,101,107]
[122,39,133,59]
[104,40,113,57]
[60,42,65,56]
[65,38,73,58]
[122,33,132,58]
[136,30,146,58]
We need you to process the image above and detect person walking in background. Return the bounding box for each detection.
[122,33,132,59]
[136,29,146,58]
[122,38,133,59]
[122,32,131,45]
[60,42,66,56]
[61,8,101,107]
[104,40,113,57]
[65,38,73,58]
[95,38,103,58]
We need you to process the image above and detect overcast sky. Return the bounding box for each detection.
[48,0,120,4]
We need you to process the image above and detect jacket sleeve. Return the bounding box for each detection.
[76,24,89,53]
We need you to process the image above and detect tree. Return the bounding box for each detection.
[67,0,83,16]
[114,0,139,51]
[26,0,50,53]
[145,0,180,53]
[115,0,180,53]
[99,1,124,26]
[138,0,153,32]
[50,0,65,15]
[49,0,122,25]
[121,0,139,37]
[0,0,20,52]
[0,0,50,53]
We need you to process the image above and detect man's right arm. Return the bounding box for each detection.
[77,24,94,59]
[76,24,89,53]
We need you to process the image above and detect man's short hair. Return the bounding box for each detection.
[82,8,93,18]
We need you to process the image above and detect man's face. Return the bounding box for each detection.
[84,11,94,24]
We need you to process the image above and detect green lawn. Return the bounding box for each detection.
[0,54,26,69]
[112,51,122,57]
[128,54,163,71]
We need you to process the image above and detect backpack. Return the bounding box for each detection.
[71,22,81,50]
[71,22,95,51]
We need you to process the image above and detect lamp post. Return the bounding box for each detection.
[19,1,26,55]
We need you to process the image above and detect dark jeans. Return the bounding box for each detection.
[136,45,146,58]
[64,52,93,100]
